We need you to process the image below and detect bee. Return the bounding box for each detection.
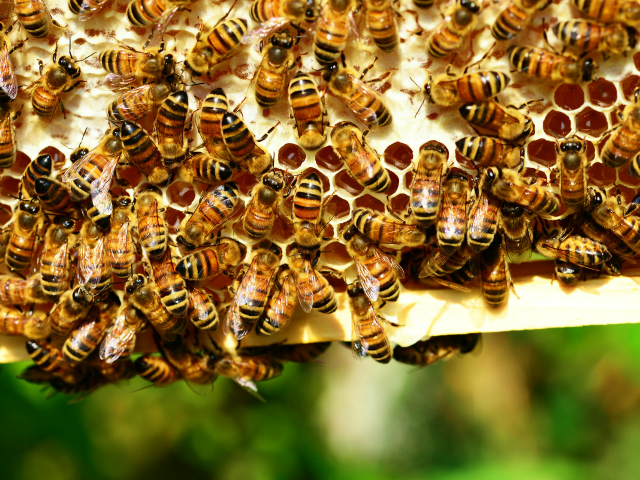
[603,100,640,170]
[188,287,219,331]
[77,222,112,297]
[270,342,332,363]
[247,0,317,35]
[135,189,168,259]
[156,90,189,169]
[480,233,510,307]
[331,121,390,192]
[49,286,93,344]
[91,358,136,383]
[573,0,640,26]
[409,141,447,227]
[314,0,357,65]
[459,100,533,142]
[224,242,282,340]
[348,280,392,364]
[5,201,42,273]
[85,196,112,232]
[21,153,53,199]
[256,265,297,336]
[536,231,611,267]
[323,61,392,127]
[106,75,179,123]
[25,341,86,385]
[0,306,48,338]
[196,88,229,155]
[134,354,181,386]
[125,273,186,341]
[69,0,111,22]
[40,216,76,300]
[150,248,188,318]
[552,20,636,56]
[556,137,588,208]
[352,208,425,247]
[455,136,523,169]
[603,255,625,276]
[106,196,136,279]
[0,273,47,305]
[99,38,175,87]
[126,0,194,30]
[160,341,217,394]
[485,167,560,219]
[243,170,289,240]
[178,182,242,249]
[342,223,404,302]
[119,121,171,186]
[467,170,502,253]
[427,0,482,59]
[34,178,74,213]
[555,259,581,286]
[215,355,284,385]
[289,72,327,150]
[364,0,399,52]
[177,152,235,185]
[15,0,63,38]
[50,370,107,397]
[289,246,337,313]
[585,189,640,254]
[508,45,597,83]
[581,216,637,262]
[417,241,474,277]
[221,112,273,176]
[100,304,147,363]
[491,0,551,41]
[499,202,533,263]
[437,174,470,254]
[393,334,480,366]
[291,171,333,256]
[175,238,245,281]
[0,100,20,169]
[185,16,248,77]
[424,70,510,106]
[0,22,25,101]
[254,31,297,109]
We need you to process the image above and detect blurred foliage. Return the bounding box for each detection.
[3,324,640,480]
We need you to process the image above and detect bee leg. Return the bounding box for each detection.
[64,80,86,93]
[59,101,67,120]
[509,279,520,299]
[405,10,425,37]
[256,122,280,142]
[8,38,26,55]
[144,32,156,51]
[359,57,378,81]
[37,59,44,76]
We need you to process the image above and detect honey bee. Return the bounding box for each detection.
[253,31,297,109]
[491,0,551,41]
[585,188,640,254]
[417,241,474,277]
[119,121,171,186]
[0,22,25,100]
[99,38,175,87]
[499,202,533,263]
[215,355,284,394]
[0,100,19,169]
[14,0,63,38]
[127,0,194,31]
[323,60,392,127]
[409,141,447,227]
[291,171,334,256]
[289,72,327,150]
[150,248,189,318]
[135,189,168,259]
[178,182,242,249]
[0,306,48,339]
[603,255,625,276]
[342,223,404,302]
[455,136,523,169]
[556,137,588,208]
[331,121,390,192]
[25,341,86,385]
[188,287,219,331]
[100,304,147,363]
[603,100,640,170]
[364,0,399,52]
[393,334,480,366]
[573,0,640,26]
[555,259,581,286]
[485,167,560,219]
[508,45,597,83]
[348,280,392,364]
[314,0,357,65]
[243,170,289,240]
[134,354,181,386]
[77,222,112,297]
[49,286,93,345]
[156,90,189,169]
[289,246,337,313]
[69,0,111,22]
[468,170,502,253]
[159,340,217,394]
[177,152,235,185]
[185,16,248,77]
[221,112,273,176]
[352,208,425,247]
[91,358,136,383]
[106,196,136,279]
[247,0,317,37]
[424,70,510,106]
[552,20,636,56]
[459,100,533,142]
[106,75,179,123]
[256,265,297,336]
[536,231,611,267]
[269,341,332,362]
[0,273,47,305]
[40,216,75,300]
[175,238,245,281]
[480,233,510,307]
[581,216,637,262]
[50,370,108,397]
[196,88,229,155]
[5,201,42,273]
[34,178,74,213]
[85,197,112,232]
[21,153,52,199]
[224,241,282,340]
[437,174,470,254]
[427,0,482,59]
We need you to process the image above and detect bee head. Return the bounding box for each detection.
[305,0,317,22]
[581,58,596,82]
[559,138,583,152]
[58,55,81,77]
[162,54,175,77]
[125,274,146,295]
[419,140,448,156]
[460,0,481,13]
[322,62,339,82]
[19,201,40,215]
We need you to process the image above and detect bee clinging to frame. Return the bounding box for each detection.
[584,188,640,255]
[480,232,510,307]
[156,90,189,169]
[554,259,581,286]
[77,221,112,298]
[100,304,147,363]
[256,265,297,336]
[351,207,426,247]
[14,0,64,38]
[254,30,298,109]
[106,195,136,279]
[0,22,26,101]
[39,216,76,301]
[409,141,448,227]
[455,136,523,169]
[364,0,399,52]
[508,45,597,83]
[393,334,481,366]
[536,230,612,268]
[603,92,640,171]
[289,72,327,150]
[175,238,245,282]
[106,74,180,123]
[499,202,533,264]
[149,248,189,318]
[0,99,20,169]
[21,154,52,199]
[467,169,502,254]
[221,112,274,176]
[291,170,334,257]
[119,121,171,186]
[437,173,470,254]
[288,245,337,314]
[426,0,483,59]
[135,188,168,259]
[187,286,219,332]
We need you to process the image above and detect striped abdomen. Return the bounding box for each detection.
[126,0,166,26]
[314,11,350,65]
[188,288,218,331]
[451,71,510,103]
[363,250,400,301]
[255,60,288,108]
[31,84,59,117]
[107,86,153,122]
[551,236,611,266]
[68,153,112,201]
[455,136,520,168]
[492,2,531,40]
[553,20,609,52]
[366,1,398,51]
[35,178,74,212]
[183,152,234,184]
[355,312,391,363]
[602,114,640,168]
[427,25,463,58]
[0,115,16,168]
[258,273,296,336]
[6,222,37,272]
[106,222,135,278]
[555,259,581,286]
[137,287,185,339]
[135,354,181,385]
[217,356,284,382]
[22,154,52,198]
[243,201,276,239]
[198,88,228,152]
[306,270,337,313]
[176,247,222,281]
[437,177,468,254]
[481,236,508,307]
[342,141,390,193]
[508,45,568,82]
[221,112,259,159]
[459,101,511,131]
[467,191,501,253]
[40,242,70,298]
[16,0,48,38]
[421,244,474,277]
[410,163,443,227]
[136,202,167,259]
[293,172,323,223]
[120,121,166,178]
[345,84,392,126]
[63,311,111,363]
[151,250,188,317]
[560,165,586,208]
[250,0,280,22]
[612,215,640,252]
[204,19,248,62]
[78,238,112,294]
[581,217,637,261]
[289,72,325,148]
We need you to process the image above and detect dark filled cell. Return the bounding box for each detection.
[455,150,476,170]
[235,171,258,195]
[587,162,617,187]
[543,110,572,138]
[325,273,347,293]
[617,163,640,186]
[323,240,353,265]
[315,146,343,172]
[576,107,609,137]
[278,143,306,169]
[164,207,185,234]
[167,181,196,208]
[335,170,365,196]
[0,202,11,224]
[554,84,584,111]
[527,139,557,167]
[326,195,350,219]
[355,194,386,212]
[622,74,640,100]
[588,78,617,107]
[10,152,31,174]
[384,142,413,170]
[634,51,640,71]
[404,170,414,189]
[390,194,410,215]
[383,170,400,195]
[119,165,142,188]
[0,175,20,199]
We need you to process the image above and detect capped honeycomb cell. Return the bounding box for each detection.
[335,170,364,196]
[10,152,31,175]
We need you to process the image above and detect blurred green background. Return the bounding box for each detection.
[3,324,640,480]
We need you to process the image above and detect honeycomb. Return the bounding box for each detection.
[0,0,639,375]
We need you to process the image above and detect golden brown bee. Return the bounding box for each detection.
[331,121,390,192]
[243,170,289,240]
[100,304,147,363]
[424,70,510,106]
[134,354,181,386]
[21,153,52,199]
[34,178,74,213]
[40,216,75,300]
[25,341,86,385]
[552,20,636,56]
[455,136,523,169]
[581,216,637,262]
[437,174,470,254]
[215,354,284,384]
[418,241,475,277]
[291,171,333,256]
[492,0,551,40]
[185,16,248,77]
[196,88,229,154]
[126,0,194,29]
[348,280,392,364]
[135,189,168,259]
[256,265,297,336]
[409,141,447,227]
[77,222,112,297]
[323,61,392,127]
[393,334,480,366]
[187,287,219,331]
[176,238,245,281]
[499,202,533,263]
[459,100,533,142]
[106,75,179,123]
[99,38,175,86]
[536,231,611,267]
[556,137,588,208]
[427,0,482,59]
[84,195,112,232]
[160,341,217,394]
[0,273,47,305]
[270,342,332,363]
[0,306,48,338]
[225,242,282,340]
[352,207,425,247]
[0,22,25,101]
[289,72,327,150]
[508,45,597,83]
[178,182,242,249]
[555,259,581,286]
[585,189,640,254]
[157,90,189,169]
[119,121,171,186]
[221,112,273,176]
[106,196,136,279]
[573,0,640,25]
[69,0,111,22]
[289,246,337,313]
[5,201,42,273]
[467,170,502,253]
[480,233,509,307]
[49,286,93,344]
[248,0,317,29]
[150,248,189,318]
[177,152,235,185]
[15,0,63,38]
[342,223,404,302]
[364,0,398,51]
[314,0,357,64]
[254,31,296,108]
[91,358,136,383]
[485,167,560,219]
[604,100,640,171]
[0,100,19,169]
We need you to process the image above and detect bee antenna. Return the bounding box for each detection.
[78,52,97,63]
[68,36,72,57]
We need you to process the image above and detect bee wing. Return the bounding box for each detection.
[154,6,181,35]
[103,82,152,112]
[355,257,380,302]
[468,193,500,240]
[431,276,472,292]
[351,305,379,362]
[184,375,216,396]
[233,377,266,402]
[373,246,405,279]
[103,73,139,90]
[78,236,105,288]
[199,194,244,239]
[241,17,290,44]
[67,316,98,354]
[50,240,69,278]
[319,195,337,231]
[61,149,103,184]
[348,75,384,125]
[505,234,532,264]
[0,43,17,100]
[99,311,136,363]
[268,274,296,328]
[294,259,320,313]
[78,0,111,21]
[225,258,261,339]
[90,154,119,216]
[108,220,130,264]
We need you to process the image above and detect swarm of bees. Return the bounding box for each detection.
[0,0,637,399]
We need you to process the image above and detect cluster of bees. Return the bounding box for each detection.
[0,0,636,398]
